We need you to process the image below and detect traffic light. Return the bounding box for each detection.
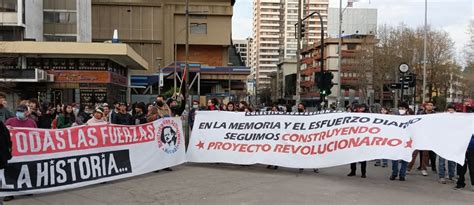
[315,72,323,88]
[318,72,334,97]
[300,23,306,38]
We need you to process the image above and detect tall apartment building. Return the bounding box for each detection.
[233,38,251,66]
[327,8,377,38]
[251,0,328,89]
[0,0,91,42]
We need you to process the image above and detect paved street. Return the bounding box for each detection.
[7,161,474,205]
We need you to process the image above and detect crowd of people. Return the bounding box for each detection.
[1,92,474,203]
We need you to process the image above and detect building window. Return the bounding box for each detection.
[347,44,357,50]
[190,23,207,34]
[0,0,17,12]
[43,35,77,42]
[44,12,77,24]
[190,15,207,19]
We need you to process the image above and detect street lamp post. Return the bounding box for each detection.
[228,63,233,101]
[337,0,343,109]
[422,0,428,104]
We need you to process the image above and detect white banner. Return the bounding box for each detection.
[187,111,473,168]
[0,118,186,197]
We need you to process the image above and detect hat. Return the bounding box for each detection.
[94,107,104,114]
[16,104,28,112]
[399,102,409,110]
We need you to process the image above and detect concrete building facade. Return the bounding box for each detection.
[251,0,328,90]
[233,38,251,67]
[0,0,92,42]
[327,7,377,38]
[91,0,235,76]
[300,35,377,106]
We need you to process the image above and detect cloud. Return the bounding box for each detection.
[232,0,473,58]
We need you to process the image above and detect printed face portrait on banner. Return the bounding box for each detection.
[161,126,177,146]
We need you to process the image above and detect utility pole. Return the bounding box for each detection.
[337,0,343,109]
[295,0,302,105]
[184,0,190,146]
[422,0,427,104]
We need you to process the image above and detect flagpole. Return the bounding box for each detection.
[184,0,191,148]
[422,0,427,104]
[337,0,343,108]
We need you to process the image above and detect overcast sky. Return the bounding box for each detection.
[232,0,473,62]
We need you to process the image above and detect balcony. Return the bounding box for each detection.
[0,12,19,25]
[300,80,314,88]
[341,50,360,58]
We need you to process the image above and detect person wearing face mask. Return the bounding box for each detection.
[76,105,93,125]
[112,103,133,125]
[207,98,220,111]
[168,97,185,117]
[2,105,36,203]
[390,102,410,181]
[297,103,306,113]
[5,105,37,129]
[189,100,200,130]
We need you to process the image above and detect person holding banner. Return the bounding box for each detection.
[390,102,410,181]
[348,104,368,178]
[420,102,438,173]
[375,107,390,167]
[4,104,37,202]
[112,102,133,125]
[5,105,37,129]
[437,104,457,184]
[295,103,319,173]
[86,108,107,125]
[454,100,474,190]
[0,120,12,205]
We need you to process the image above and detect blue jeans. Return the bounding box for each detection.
[438,157,455,179]
[392,160,408,178]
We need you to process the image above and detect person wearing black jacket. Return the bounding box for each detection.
[0,120,12,204]
[112,102,133,125]
[168,96,186,117]
[37,103,53,129]
[133,102,147,125]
